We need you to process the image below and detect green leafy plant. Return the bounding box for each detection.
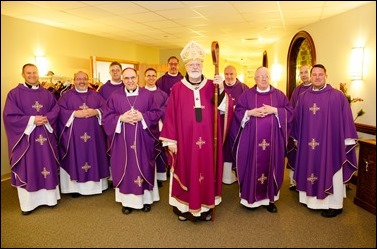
[339,82,365,121]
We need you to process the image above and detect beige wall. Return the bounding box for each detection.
[1,2,376,177]
[265,2,375,128]
[1,15,161,177]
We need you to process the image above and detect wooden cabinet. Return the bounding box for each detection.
[354,139,376,215]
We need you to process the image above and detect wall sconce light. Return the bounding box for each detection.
[350,47,364,81]
[271,63,282,86]
[35,55,49,76]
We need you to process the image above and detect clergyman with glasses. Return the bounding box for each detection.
[156,56,184,96]
[58,71,110,198]
[230,66,293,213]
[102,67,164,215]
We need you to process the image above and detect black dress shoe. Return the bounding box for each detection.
[198,211,212,221]
[157,181,163,188]
[289,185,296,191]
[71,193,81,198]
[21,210,33,215]
[266,203,278,213]
[122,207,133,215]
[142,204,151,212]
[321,208,343,218]
[108,181,113,188]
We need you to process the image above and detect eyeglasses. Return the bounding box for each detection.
[123,76,136,81]
[146,75,156,78]
[75,78,88,81]
[255,75,269,80]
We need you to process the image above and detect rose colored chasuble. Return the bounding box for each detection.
[160,78,234,212]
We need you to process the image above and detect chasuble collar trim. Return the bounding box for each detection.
[75,88,88,93]
[110,80,123,85]
[145,85,157,91]
[302,82,312,87]
[257,85,270,93]
[312,84,327,91]
[181,77,207,91]
[125,86,139,96]
[24,82,39,89]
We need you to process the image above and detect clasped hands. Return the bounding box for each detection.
[120,109,142,125]
[74,108,99,118]
[34,115,48,126]
[247,104,277,118]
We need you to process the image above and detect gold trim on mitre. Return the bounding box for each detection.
[180,41,206,64]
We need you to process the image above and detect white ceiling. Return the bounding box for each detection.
[1,1,372,66]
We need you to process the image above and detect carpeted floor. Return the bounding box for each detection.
[1,173,376,248]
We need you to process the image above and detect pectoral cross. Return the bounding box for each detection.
[79,103,88,110]
[130,106,136,114]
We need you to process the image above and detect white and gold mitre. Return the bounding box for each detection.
[180,41,206,64]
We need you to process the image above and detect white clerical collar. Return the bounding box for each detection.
[111,80,123,85]
[75,88,88,93]
[145,85,157,91]
[225,81,236,87]
[312,84,327,91]
[303,82,312,86]
[168,72,178,76]
[257,85,270,93]
[125,87,139,96]
[24,83,39,89]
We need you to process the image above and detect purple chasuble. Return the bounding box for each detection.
[292,84,358,199]
[286,83,311,170]
[223,80,249,163]
[3,84,60,191]
[160,78,234,212]
[102,87,163,195]
[146,88,169,177]
[58,88,110,182]
[156,72,184,96]
[98,80,124,100]
[232,86,293,204]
